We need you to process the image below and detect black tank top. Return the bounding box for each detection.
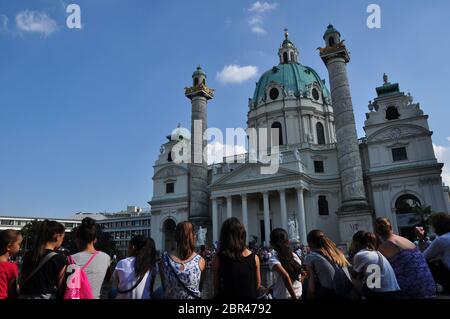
[217,252,257,299]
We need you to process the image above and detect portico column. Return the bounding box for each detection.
[296,187,307,245]
[241,194,249,243]
[262,191,271,247]
[278,189,288,231]
[226,196,232,219]
[212,198,218,243]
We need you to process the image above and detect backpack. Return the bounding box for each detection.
[64,251,98,299]
[314,252,354,299]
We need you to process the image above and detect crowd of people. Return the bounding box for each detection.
[0,212,449,300]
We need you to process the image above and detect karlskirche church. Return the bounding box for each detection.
[149,25,450,251]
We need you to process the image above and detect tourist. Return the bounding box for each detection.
[112,235,158,299]
[268,228,303,299]
[19,220,67,299]
[419,213,450,293]
[213,217,261,299]
[375,218,436,298]
[70,217,111,299]
[349,231,400,299]
[160,221,205,299]
[0,230,23,299]
[304,230,353,299]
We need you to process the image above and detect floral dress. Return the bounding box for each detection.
[161,252,202,299]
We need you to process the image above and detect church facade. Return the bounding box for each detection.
[149,25,450,252]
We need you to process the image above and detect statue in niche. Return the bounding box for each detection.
[196,226,207,247]
[288,218,299,242]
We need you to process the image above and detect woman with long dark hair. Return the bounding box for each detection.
[304,229,353,299]
[70,217,111,299]
[269,228,303,299]
[160,221,205,299]
[213,217,261,299]
[112,235,157,299]
[19,220,67,299]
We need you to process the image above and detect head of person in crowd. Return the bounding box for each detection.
[270,228,303,282]
[349,230,378,258]
[75,217,97,251]
[30,220,65,265]
[375,217,393,241]
[175,221,196,260]
[128,235,156,279]
[218,217,247,261]
[429,212,450,236]
[307,229,349,267]
[0,229,23,258]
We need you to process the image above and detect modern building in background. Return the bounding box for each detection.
[1,206,152,257]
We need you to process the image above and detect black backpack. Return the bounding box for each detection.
[313,252,354,299]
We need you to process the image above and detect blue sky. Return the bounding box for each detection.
[0,0,449,218]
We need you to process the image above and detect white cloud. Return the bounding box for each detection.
[216,65,258,84]
[447,136,450,142]
[0,14,8,33]
[246,2,277,35]
[207,141,247,164]
[434,144,450,186]
[16,10,58,37]
[251,26,267,35]
[248,1,278,13]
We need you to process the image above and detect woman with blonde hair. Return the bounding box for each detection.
[304,230,353,299]
[159,221,205,299]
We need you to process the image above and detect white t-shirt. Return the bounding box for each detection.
[268,251,302,299]
[353,249,400,293]
[113,257,158,299]
[423,232,450,270]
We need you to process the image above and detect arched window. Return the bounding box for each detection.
[318,196,329,216]
[386,106,400,120]
[283,52,288,63]
[167,152,173,162]
[329,37,335,47]
[316,122,325,145]
[395,194,421,214]
[290,52,295,63]
[193,77,199,86]
[271,122,283,146]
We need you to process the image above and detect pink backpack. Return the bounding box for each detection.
[64,251,98,299]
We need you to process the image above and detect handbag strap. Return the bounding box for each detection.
[116,273,146,294]
[164,253,200,299]
[21,252,58,286]
[376,251,384,273]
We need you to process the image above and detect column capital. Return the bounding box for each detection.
[277,189,286,194]
[241,193,248,199]
[296,186,304,192]
[262,190,269,196]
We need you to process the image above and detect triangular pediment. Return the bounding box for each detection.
[211,163,301,186]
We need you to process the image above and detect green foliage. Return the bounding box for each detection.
[20,219,41,252]
[409,205,433,232]
[63,224,118,256]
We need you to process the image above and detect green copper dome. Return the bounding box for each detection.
[253,63,330,104]
[192,66,206,78]
[323,24,340,39]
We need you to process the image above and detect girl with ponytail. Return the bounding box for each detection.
[304,229,353,299]
[112,235,157,299]
[19,220,67,299]
[269,228,303,299]
[70,217,111,299]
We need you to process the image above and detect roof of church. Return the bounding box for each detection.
[253,62,330,103]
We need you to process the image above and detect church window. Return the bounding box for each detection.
[386,106,400,120]
[290,52,295,63]
[271,121,284,146]
[329,37,335,47]
[316,122,326,145]
[392,147,407,162]
[269,88,279,100]
[167,152,173,162]
[166,182,175,194]
[312,88,320,101]
[193,77,199,86]
[283,52,288,63]
[314,161,324,173]
[395,194,421,214]
[318,196,329,215]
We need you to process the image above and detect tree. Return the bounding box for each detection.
[409,205,433,233]
[20,219,42,253]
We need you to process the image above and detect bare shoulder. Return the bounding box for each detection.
[394,235,416,250]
